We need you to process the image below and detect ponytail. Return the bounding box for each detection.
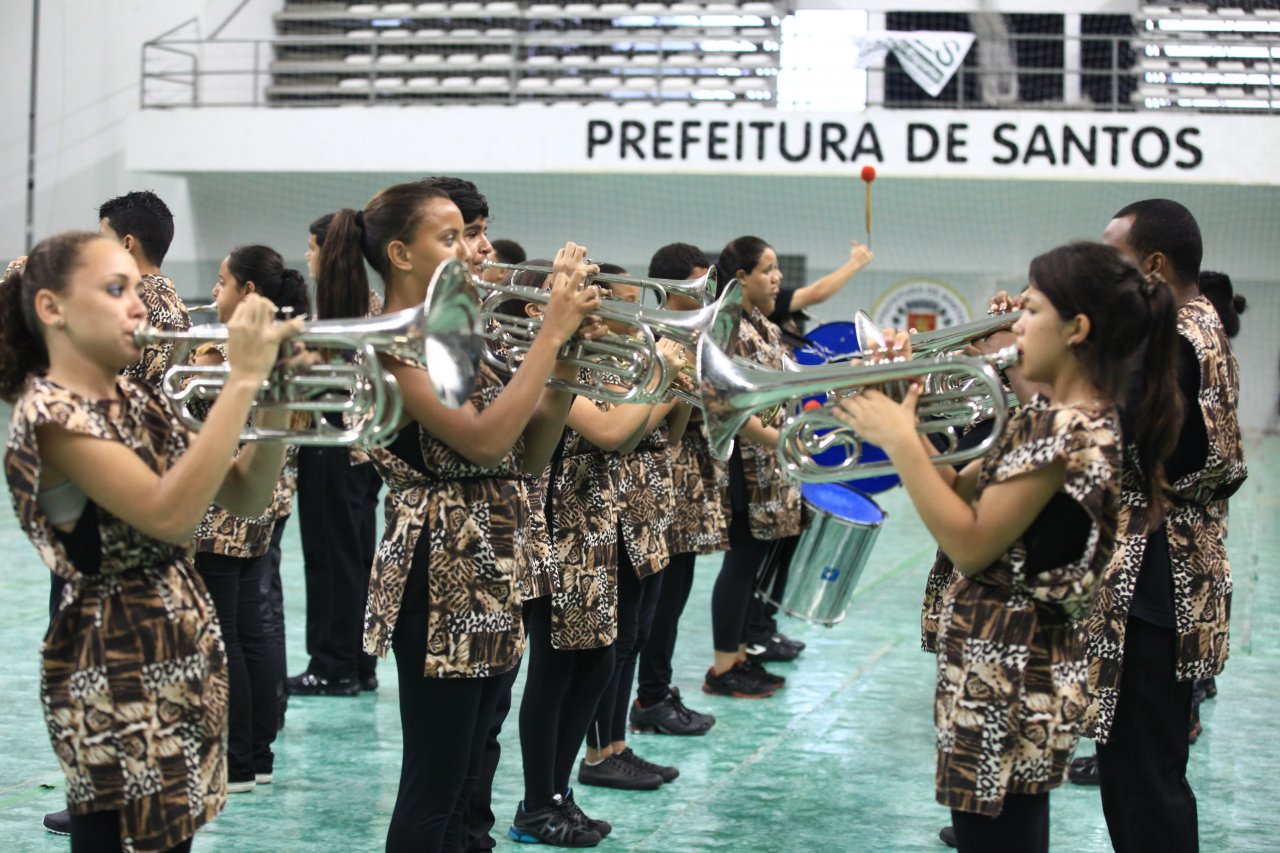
[0,232,103,403]
[1131,277,1183,523]
[316,184,452,319]
[315,208,371,320]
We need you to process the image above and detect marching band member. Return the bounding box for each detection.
[579,265,689,790]
[705,236,801,698]
[318,183,600,852]
[192,245,311,793]
[835,242,1181,853]
[511,266,686,845]
[1085,200,1248,853]
[632,243,722,735]
[2,231,300,852]
[287,212,384,699]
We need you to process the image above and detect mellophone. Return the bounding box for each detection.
[139,257,1021,626]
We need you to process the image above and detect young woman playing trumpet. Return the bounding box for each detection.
[833,242,1182,853]
[1,232,302,852]
[316,183,601,853]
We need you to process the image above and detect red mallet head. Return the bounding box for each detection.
[860,165,877,183]
[802,399,823,412]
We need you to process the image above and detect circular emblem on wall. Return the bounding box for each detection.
[871,278,971,333]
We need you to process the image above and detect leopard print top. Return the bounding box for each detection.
[614,422,672,579]
[667,418,730,555]
[548,402,620,651]
[734,308,801,541]
[123,274,190,389]
[931,396,1121,817]
[363,364,528,678]
[1084,296,1247,743]
[4,375,227,852]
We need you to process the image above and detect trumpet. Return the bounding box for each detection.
[480,260,718,308]
[475,275,742,405]
[697,330,1018,469]
[850,309,1023,359]
[138,259,481,446]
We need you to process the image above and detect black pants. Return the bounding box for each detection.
[463,661,521,852]
[746,535,799,645]
[260,516,289,729]
[587,561,664,748]
[387,610,507,853]
[68,810,192,853]
[1096,617,1198,853]
[296,448,380,682]
[950,792,1049,853]
[196,551,277,780]
[518,597,616,810]
[711,512,771,653]
[636,550,696,706]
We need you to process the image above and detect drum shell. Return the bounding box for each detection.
[781,486,885,626]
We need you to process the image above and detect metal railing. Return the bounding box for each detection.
[140,29,1279,113]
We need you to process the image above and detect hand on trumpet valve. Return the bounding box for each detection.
[542,270,603,347]
[987,289,1027,315]
[552,241,598,284]
[656,338,689,379]
[865,328,912,365]
[225,294,306,388]
[832,382,923,453]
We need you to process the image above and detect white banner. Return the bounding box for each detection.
[132,106,1280,185]
[853,31,977,98]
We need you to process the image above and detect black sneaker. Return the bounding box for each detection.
[702,664,775,698]
[615,747,679,783]
[629,688,716,736]
[286,671,360,697]
[745,634,801,663]
[741,657,785,688]
[42,809,70,836]
[777,632,806,653]
[509,795,601,847]
[577,754,663,790]
[562,788,611,838]
[360,672,379,692]
[1068,754,1100,786]
[939,824,957,848]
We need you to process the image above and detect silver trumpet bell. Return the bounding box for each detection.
[137,259,481,446]
[480,260,718,308]
[697,330,1018,471]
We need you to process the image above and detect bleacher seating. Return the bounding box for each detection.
[265,1,785,105]
[1137,2,1280,110]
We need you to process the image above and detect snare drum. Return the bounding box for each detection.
[780,483,885,626]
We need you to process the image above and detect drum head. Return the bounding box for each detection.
[804,321,860,359]
[800,482,884,525]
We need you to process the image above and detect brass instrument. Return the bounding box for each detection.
[475,276,741,405]
[696,330,1018,470]
[480,260,718,308]
[851,308,1023,359]
[137,259,481,446]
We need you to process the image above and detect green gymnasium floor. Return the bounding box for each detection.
[1,429,1276,852]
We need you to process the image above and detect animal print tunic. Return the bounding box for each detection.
[521,471,559,600]
[615,422,672,579]
[548,406,620,650]
[734,308,801,541]
[667,417,730,555]
[932,397,1121,816]
[363,364,528,678]
[123,274,190,389]
[1084,297,1247,742]
[4,376,227,852]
